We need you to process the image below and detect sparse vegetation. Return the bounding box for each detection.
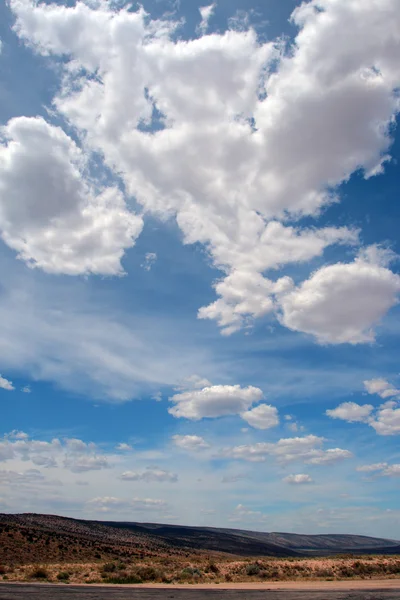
[0,555,398,585]
[0,513,399,586]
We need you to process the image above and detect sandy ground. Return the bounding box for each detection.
[6,578,400,590]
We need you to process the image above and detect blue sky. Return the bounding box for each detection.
[0,0,400,538]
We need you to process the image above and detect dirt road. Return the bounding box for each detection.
[1,582,400,600]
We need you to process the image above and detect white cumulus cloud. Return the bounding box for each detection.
[241,403,279,430]
[370,401,400,436]
[279,248,400,344]
[326,402,374,423]
[0,431,110,472]
[0,117,143,275]
[172,435,210,451]
[221,435,352,465]
[328,379,400,435]
[364,378,400,399]
[168,384,263,420]
[10,0,400,342]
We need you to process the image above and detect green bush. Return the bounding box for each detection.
[246,563,261,576]
[181,567,202,577]
[57,572,70,581]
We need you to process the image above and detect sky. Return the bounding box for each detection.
[0,0,400,539]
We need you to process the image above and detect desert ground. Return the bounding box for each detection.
[1,582,400,600]
[1,556,400,586]
[1,514,400,588]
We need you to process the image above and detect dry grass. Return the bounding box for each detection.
[1,556,400,585]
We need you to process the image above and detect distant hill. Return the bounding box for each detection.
[102,520,400,555]
[0,513,398,566]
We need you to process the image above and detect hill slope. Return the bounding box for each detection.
[0,513,398,566]
[103,520,399,554]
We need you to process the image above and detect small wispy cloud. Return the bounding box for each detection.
[0,375,14,391]
[197,3,216,34]
[141,252,157,271]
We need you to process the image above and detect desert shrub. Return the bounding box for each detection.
[101,562,117,573]
[224,573,233,582]
[105,575,142,584]
[179,567,203,582]
[29,567,48,579]
[57,572,70,581]
[0,566,6,575]
[181,567,202,577]
[259,568,280,579]
[314,568,335,578]
[206,562,219,574]
[338,566,353,578]
[246,563,261,576]
[387,562,400,574]
[351,561,376,576]
[2,575,8,580]
[136,566,163,581]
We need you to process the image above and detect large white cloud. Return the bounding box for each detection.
[328,377,400,435]
[0,117,143,275]
[370,401,400,436]
[221,434,352,465]
[326,402,374,423]
[364,378,400,399]
[241,403,279,430]
[279,248,400,344]
[168,384,263,420]
[10,0,400,341]
[0,431,110,472]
